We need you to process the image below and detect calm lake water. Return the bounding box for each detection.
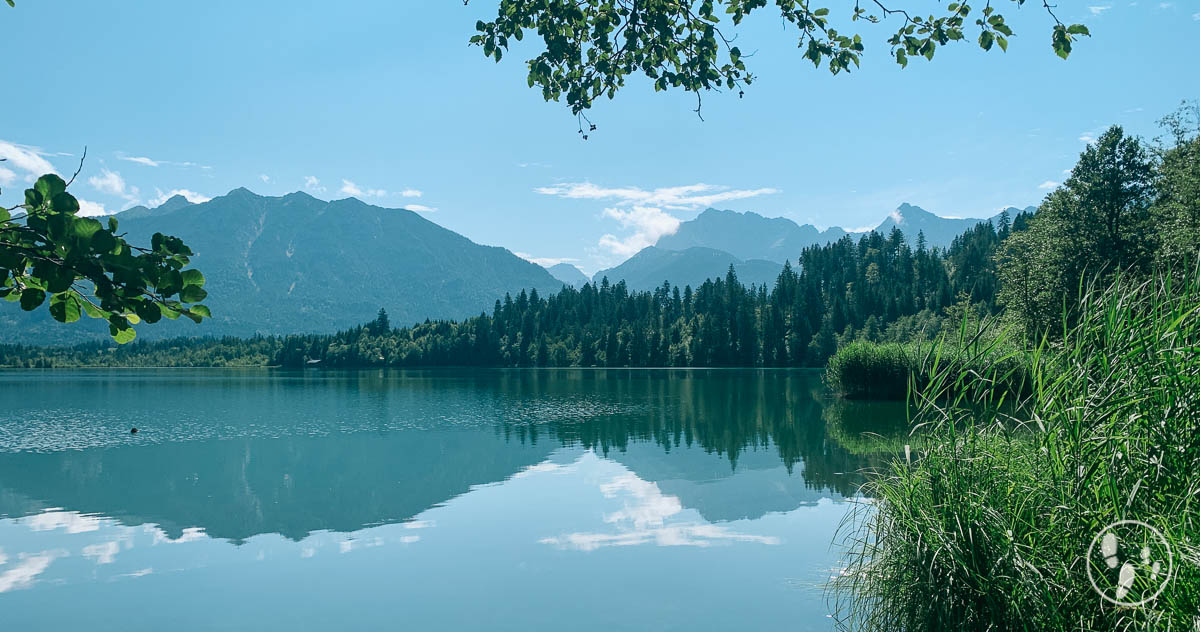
[0,369,905,631]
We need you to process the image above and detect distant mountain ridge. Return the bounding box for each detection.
[655,208,849,262]
[593,202,1034,292]
[546,263,590,287]
[592,246,783,292]
[2,188,564,344]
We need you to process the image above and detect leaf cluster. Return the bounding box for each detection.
[1,174,210,343]
[467,0,1088,116]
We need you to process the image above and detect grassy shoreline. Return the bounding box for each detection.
[832,270,1200,630]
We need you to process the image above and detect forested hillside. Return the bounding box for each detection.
[0,216,1015,368]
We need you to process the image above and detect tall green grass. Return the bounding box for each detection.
[824,325,1033,402]
[833,267,1200,630]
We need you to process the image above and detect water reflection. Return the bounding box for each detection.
[0,369,905,631]
[0,369,895,542]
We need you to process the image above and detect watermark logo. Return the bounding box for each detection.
[1086,519,1173,607]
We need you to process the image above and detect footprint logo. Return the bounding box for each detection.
[1087,520,1172,607]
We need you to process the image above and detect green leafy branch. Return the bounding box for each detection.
[465,0,1089,120]
[1,168,210,343]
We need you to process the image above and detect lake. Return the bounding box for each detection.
[0,368,905,631]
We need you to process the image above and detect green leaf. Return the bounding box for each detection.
[979,31,994,51]
[34,174,67,202]
[109,323,137,344]
[49,293,81,323]
[179,284,208,303]
[135,300,162,324]
[19,288,46,311]
[189,304,212,319]
[1067,24,1089,36]
[181,269,205,287]
[91,229,117,254]
[81,299,107,319]
[50,192,80,215]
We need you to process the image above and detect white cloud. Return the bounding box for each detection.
[536,181,777,264]
[259,174,270,183]
[340,179,362,196]
[1080,132,1097,143]
[82,541,121,565]
[516,252,580,267]
[535,181,778,211]
[77,198,110,217]
[116,153,207,169]
[400,188,422,198]
[0,166,16,187]
[304,175,326,194]
[0,141,58,179]
[1038,180,1060,190]
[539,469,779,551]
[120,155,160,167]
[88,168,140,205]
[1088,5,1111,14]
[147,188,210,207]
[597,206,681,258]
[340,179,387,198]
[0,550,67,593]
[403,204,437,212]
[24,510,100,534]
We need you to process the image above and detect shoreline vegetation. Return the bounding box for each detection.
[834,268,1200,630]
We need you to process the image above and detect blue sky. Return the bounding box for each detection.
[3,1,1197,274]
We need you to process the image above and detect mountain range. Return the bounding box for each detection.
[1,188,1033,344]
[591,203,1033,291]
[2,189,563,344]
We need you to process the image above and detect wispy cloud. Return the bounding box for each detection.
[0,550,67,593]
[1038,180,1060,190]
[597,206,682,258]
[537,181,778,263]
[403,204,437,212]
[1087,5,1111,14]
[1080,132,1098,143]
[0,141,58,182]
[120,155,160,167]
[116,153,207,169]
[536,182,778,211]
[148,188,211,207]
[304,176,326,194]
[259,174,270,184]
[400,188,422,198]
[340,179,387,198]
[516,252,580,267]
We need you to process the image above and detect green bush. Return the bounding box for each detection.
[825,328,1032,402]
[824,341,913,400]
[834,267,1200,631]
